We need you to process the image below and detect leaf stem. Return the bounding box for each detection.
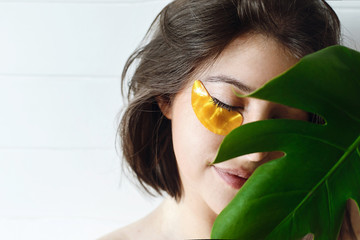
[313,134,360,197]
[272,134,360,235]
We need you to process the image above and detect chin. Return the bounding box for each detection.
[207,189,238,215]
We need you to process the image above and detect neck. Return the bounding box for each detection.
[160,194,217,239]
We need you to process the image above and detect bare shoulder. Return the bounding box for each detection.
[97,226,129,240]
[98,202,166,240]
[97,222,139,240]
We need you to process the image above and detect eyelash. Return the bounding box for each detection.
[211,97,241,112]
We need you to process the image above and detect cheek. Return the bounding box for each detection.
[172,110,222,170]
[170,91,242,214]
[171,92,223,182]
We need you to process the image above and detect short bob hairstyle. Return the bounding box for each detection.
[118,0,340,200]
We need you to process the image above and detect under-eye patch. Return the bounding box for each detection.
[191,80,243,135]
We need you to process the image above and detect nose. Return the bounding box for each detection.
[245,152,269,162]
[242,99,272,124]
[240,100,273,163]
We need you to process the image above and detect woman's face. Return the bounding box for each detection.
[166,34,308,214]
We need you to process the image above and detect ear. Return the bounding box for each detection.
[156,97,172,120]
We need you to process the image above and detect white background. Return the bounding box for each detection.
[0,0,359,239]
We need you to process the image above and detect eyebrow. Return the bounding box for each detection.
[204,75,255,93]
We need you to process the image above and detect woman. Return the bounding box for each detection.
[101,0,359,239]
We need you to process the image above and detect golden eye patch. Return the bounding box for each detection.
[191,80,243,135]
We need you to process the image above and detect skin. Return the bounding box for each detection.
[99,34,360,240]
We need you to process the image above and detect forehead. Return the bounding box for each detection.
[191,34,298,92]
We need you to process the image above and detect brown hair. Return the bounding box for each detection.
[118,1,360,237]
[118,0,340,200]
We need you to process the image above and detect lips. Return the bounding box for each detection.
[213,166,251,189]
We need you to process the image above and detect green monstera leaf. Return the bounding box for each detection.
[211,45,360,239]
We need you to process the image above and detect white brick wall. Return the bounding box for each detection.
[0,1,358,239]
[328,1,360,50]
[0,1,170,239]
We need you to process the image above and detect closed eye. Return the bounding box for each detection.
[191,79,244,135]
[211,97,243,112]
